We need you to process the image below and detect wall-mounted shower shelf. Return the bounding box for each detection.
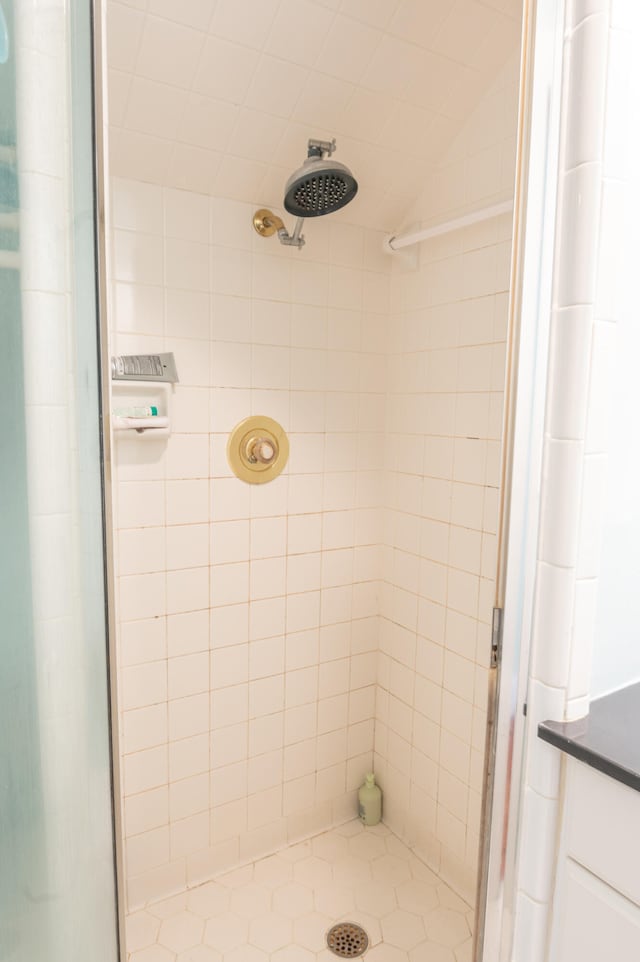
[112,414,170,435]
[111,381,172,440]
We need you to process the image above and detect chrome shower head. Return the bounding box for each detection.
[252,139,357,251]
[283,138,358,218]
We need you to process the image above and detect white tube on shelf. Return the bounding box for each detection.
[112,405,158,417]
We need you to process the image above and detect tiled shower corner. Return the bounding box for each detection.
[126,820,472,962]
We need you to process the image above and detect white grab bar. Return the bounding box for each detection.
[384,200,514,252]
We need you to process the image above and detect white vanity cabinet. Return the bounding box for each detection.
[549,758,640,961]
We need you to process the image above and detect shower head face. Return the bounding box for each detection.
[283,156,358,218]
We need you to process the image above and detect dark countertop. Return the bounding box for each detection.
[538,680,640,793]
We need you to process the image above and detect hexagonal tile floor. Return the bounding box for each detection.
[126,820,473,962]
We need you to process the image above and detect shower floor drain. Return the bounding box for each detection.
[326,922,369,958]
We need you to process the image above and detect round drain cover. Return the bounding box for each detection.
[327,922,369,958]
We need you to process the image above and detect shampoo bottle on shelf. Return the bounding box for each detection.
[358,772,382,826]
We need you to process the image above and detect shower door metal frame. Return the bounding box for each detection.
[91,0,126,958]
[474,0,567,960]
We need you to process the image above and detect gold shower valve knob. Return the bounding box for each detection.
[246,436,276,464]
[227,416,289,484]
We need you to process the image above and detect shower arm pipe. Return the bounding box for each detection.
[384,199,514,252]
[278,216,305,248]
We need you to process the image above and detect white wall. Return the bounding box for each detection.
[105,0,522,917]
[105,0,521,232]
[590,4,640,697]
[591,314,640,696]
[109,182,388,910]
[513,2,640,959]
[373,56,519,906]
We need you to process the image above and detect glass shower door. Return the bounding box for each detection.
[0,1,120,960]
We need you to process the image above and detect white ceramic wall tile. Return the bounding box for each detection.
[517,788,560,905]
[538,439,584,568]
[512,891,550,962]
[530,562,574,689]
[513,4,640,958]
[372,56,518,907]
[556,162,602,309]
[546,306,594,441]
[105,0,524,920]
[563,14,608,170]
[111,179,390,911]
[107,0,520,233]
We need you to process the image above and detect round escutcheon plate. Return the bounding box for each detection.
[227,415,289,484]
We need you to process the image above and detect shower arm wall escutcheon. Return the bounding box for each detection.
[252,208,306,249]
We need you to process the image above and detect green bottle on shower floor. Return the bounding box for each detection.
[358,772,382,826]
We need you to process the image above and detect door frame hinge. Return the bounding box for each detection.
[490,606,503,669]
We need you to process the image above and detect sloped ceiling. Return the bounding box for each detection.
[107,0,522,231]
